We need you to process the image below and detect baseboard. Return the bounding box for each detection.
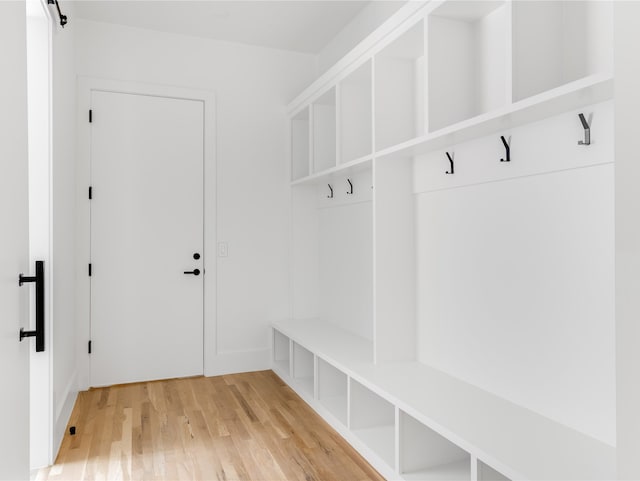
[205,348,271,377]
[52,370,78,462]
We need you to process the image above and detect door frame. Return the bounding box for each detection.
[76,77,217,389]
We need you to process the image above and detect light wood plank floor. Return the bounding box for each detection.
[37,370,385,481]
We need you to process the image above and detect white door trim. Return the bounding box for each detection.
[76,76,217,390]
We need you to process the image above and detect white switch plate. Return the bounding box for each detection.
[218,242,228,257]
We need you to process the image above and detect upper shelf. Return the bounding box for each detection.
[292,73,612,184]
[289,0,614,184]
[377,73,613,161]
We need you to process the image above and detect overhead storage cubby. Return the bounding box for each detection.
[291,107,310,181]
[272,330,291,376]
[512,0,613,102]
[428,1,510,131]
[340,60,373,163]
[350,379,395,468]
[399,411,470,480]
[375,20,425,150]
[317,358,348,425]
[293,342,315,397]
[477,460,511,481]
[312,88,337,173]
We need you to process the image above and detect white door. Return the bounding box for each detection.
[0,2,31,479]
[90,91,204,387]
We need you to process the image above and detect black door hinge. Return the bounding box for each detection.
[88,263,92,277]
[88,340,92,354]
[88,186,92,199]
[89,109,93,123]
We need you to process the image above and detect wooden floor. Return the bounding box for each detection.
[37,370,385,481]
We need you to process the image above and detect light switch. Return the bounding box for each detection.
[218,242,228,257]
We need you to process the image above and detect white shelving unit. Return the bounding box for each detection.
[399,411,470,481]
[280,1,617,480]
[312,88,337,173]
[375,20,425,150]
[290,107,310,181]
[272,329,290,376]
[428,1,510,132]
[350,379,396,468]
[512,0,612,102]
[292,342,315,397]
[340,60,372,163]
[477,460,510,481]
[318,358,348,426]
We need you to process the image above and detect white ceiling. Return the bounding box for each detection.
[71,1,374,54]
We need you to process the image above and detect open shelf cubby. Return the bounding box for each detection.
[428,1,510,132]
[512,0,613,102]
[291,107,310,181]
[273,330,291,376]
[399,411,470,481]
[340,60,373,163]
[317,358,348,425]
[375,20,425,150]
[293,342,315,397]
[312,88,337,173]
[350,379,395,468]
[478,460,511,481]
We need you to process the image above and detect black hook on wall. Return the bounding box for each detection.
[47,0,68,27]
[327,184,334,199]
[445,152,454,175]
[500,136,511,162]
[347,179,353,195]
[578,113,591,146]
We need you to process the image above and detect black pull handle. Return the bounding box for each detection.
[19,260,45,352]
[184,269,201,276]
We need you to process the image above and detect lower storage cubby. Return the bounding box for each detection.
[273,330,291,375]
[400,411,470,481]
[293,342,315,397]
[318,358,348,425]
[477,460,510,481]
[350,379,396,468]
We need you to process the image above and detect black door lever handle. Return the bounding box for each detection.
[184,269,200,276]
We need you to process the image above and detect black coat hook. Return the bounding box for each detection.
[500,136,510,162]
[578,113,591,146]
[347,178,353,195]
[327,184,333,199]
[445,152,454,175]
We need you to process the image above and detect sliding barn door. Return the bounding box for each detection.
[0,2,31,478]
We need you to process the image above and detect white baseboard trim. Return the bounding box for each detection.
[205,348,271,377]
[52,370,78,461]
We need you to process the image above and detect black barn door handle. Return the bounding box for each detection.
[184,269,201,276]
[19,260,45,352]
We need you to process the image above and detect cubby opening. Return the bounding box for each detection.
[512,0,613,102]
[291,107,310,181]
[273,330,290,375]
[340,61,373,163]
[478,460,511,481]
[428,1,510,131]
[375,20,425,150]
[399,411,470,480]
[293,342,315,397]
[317,358,348,425]
[350,379,395,467]
[312,88,337,173]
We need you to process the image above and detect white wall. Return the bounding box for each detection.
[614,1,640,478]
[73,20,317,381]
[51,4,78,456]
[316,1,407,75]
